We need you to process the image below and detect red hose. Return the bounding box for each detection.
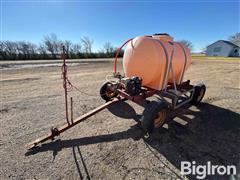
[113,38,133,76]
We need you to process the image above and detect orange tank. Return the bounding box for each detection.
[122,34,191,90]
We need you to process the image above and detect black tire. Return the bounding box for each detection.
[141,100,168,133]
[191,83,206,105]
[100,82,117,101]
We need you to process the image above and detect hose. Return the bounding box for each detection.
[60,38,133,97]
[61,63,101,97]
[113,38,133,76]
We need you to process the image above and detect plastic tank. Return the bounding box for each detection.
[123,34,191,90]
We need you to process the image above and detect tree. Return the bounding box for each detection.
[38,43,47,54]
[3,41,18,59]
[43,34,61,58]
[0,35,123,60]
[17,41,37,59]
[103,42,114,54]
[81,36,94,53]
[228,33,240,46]
[178,40,193,52]
[38,43,48,59]
[72,44,81,53]
[0,41,6,60]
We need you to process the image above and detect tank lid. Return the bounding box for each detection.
[152,33,173,42]
[153,33,170,36]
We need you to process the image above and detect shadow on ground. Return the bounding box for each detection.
[26,101,240,180]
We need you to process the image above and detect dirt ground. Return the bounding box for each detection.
[0,59,240,180]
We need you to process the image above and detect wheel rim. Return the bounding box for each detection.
[153,109,167,128]
[106,90,115,98]
[197,88,205,102]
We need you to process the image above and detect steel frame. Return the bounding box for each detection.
[114,79,195,110]
[159,84,195,109]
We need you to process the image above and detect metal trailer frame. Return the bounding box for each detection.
[26,43,198,150]
[110,79,195,110]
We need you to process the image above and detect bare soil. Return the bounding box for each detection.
[0,59,240,180]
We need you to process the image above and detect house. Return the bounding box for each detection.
[206,40,240,57]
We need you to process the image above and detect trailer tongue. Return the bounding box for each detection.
[26,98,122,149]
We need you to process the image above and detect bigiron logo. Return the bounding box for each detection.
[181,161,237,179]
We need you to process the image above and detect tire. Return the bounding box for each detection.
[191,83,206,105]
[141,100,168,133]
[100,82,117,101]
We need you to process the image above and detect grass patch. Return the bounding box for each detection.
[191,54,240,60]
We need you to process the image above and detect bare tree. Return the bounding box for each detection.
[43,34,60,58]
[0,41,5,52]
[0,34,121,60]
[81,36,94,53]
[28,42,37,55]
[71,43,82,54]
[4,41,18,54]
[37,43,48,59]
[0,41,4,50]
[0,41,5,59]
[17,41,37,59]
[229,32,240,46]
[3,41,18,59]
[38,43,47,54]
[178,40,193,52]
[103,42,114,54]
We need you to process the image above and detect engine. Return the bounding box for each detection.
[122,76,142,96]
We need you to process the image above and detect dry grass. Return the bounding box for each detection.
[191,54,240,60]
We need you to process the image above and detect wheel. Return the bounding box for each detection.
[191,83,206,105]
[100,82,117,101]
[141,100,168,133]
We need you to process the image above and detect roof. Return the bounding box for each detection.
[207,40,240,48]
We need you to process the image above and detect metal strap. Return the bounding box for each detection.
[169,49,178,94]
[176,42,187,83]
[156,39,169,90]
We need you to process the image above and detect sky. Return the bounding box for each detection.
[1,0,239,52]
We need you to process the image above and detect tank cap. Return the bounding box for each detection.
[152,33,173,41]
[153,33,170,36]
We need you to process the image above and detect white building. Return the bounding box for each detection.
[206,40,239,57]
